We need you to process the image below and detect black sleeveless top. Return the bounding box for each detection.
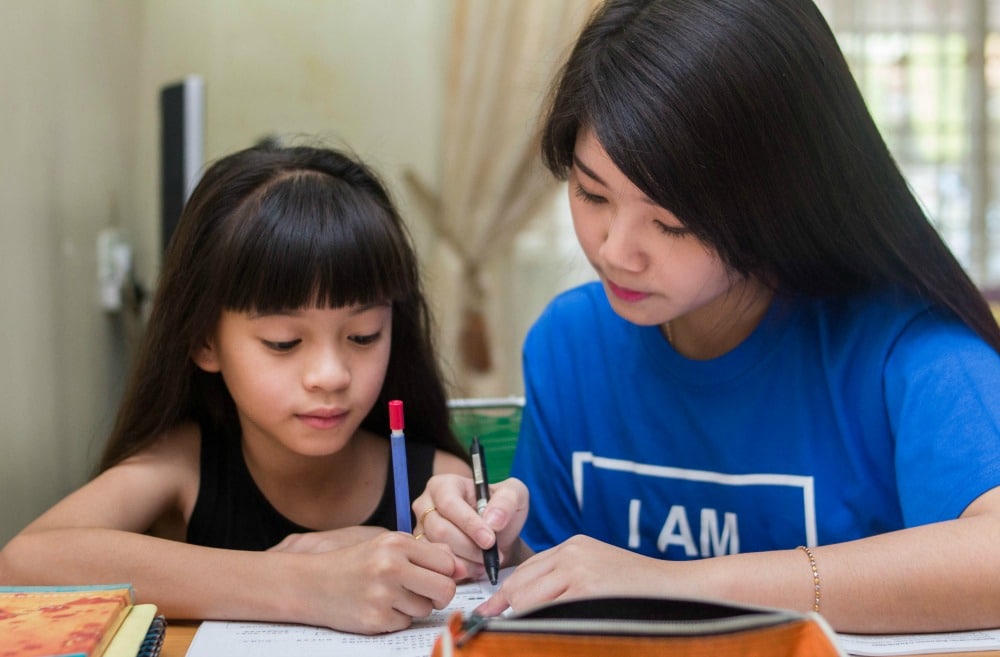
[186,422,437,550]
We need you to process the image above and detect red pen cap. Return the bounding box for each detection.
[389,400,404,432]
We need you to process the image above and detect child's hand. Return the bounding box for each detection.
[412,473,530,580]
[267,526,387,553]
[298,530,459,634]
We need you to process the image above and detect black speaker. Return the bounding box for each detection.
[159,75,204,254]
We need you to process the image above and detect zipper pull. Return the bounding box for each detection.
[455,612,489,647]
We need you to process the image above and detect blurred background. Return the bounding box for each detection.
[1,0,997,544]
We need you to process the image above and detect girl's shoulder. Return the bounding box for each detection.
[121,420,202,469]
[117,422,203,510]
[26,422,205,538]
[119,421,203,538]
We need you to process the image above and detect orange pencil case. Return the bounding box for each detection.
[432,596,845,657]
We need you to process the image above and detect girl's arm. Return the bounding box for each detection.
[475,485,1000,633]
[0,429,460,634]
[2,525,459,633]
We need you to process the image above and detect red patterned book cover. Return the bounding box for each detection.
[0,585,134,657]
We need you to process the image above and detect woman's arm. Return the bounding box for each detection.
[416,474,1000,631]
[476,485,1000,633]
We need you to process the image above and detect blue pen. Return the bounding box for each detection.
[389,400,411,533]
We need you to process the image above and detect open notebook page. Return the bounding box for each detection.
[185,569,509,657]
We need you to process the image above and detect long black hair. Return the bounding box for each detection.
[541,0,1000,352]
[100,144,465,470]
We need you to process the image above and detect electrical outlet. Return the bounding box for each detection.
[96,228,132,312]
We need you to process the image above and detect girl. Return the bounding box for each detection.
[415,0,1000,634]
[0,144,471,634]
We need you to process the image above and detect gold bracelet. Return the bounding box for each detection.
[797,545,821,613]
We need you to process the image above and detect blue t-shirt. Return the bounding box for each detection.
[513,282,1000,559]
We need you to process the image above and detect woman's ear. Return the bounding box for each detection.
[192,338,222,373]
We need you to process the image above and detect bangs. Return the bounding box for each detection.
[546,62,696,218]
[587,11,720,218]
[542,12,697,215]
[215,171,416,313]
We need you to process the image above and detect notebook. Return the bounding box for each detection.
[0,583,166,657]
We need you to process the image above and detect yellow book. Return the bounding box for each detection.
[103,604,164,657]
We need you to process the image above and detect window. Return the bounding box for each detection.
[816,0,1000,285]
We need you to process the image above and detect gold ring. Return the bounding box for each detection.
[414,532,425,541]
[419,506,437,525]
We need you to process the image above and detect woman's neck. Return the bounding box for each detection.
[664,279,774,360]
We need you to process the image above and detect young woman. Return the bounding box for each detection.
[0,144,471,634]
[414,0,1000,633]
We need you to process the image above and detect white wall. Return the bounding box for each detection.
[0,0,449,545]
[0,1,143,545]
[128,0,450,301]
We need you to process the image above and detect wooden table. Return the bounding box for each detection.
[162,620,199,657]
[161,620,1000,657]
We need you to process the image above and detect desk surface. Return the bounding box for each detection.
[162,621,199,657]
[161,620,1000,657]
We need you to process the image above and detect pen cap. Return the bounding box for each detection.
[389,400,405,432]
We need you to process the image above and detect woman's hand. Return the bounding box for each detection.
[267,526,387,553]
[412,474,530,580]
[477,535,687,616]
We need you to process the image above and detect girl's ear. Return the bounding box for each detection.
[192,338,222,373]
